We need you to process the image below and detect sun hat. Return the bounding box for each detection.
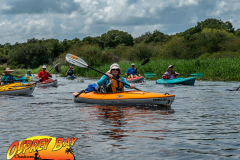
[70,66,73,69]
[168,65,173,68]
[2,68,14,73]
[131,63,135,66]
[42,65,47,69]
[107,63,122,74]
[27,70,31,72]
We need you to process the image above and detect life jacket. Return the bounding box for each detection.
[67,70,74,75]
[164,70,176,79]
[2,75,14,84]
[105,76,124,93]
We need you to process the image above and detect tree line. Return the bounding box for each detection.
[1,18,240,70]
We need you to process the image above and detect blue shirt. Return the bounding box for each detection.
[126,68,137,76]
[1,75,18,84]
[97,75,130,88]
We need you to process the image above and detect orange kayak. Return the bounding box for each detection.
[73,91,175,106]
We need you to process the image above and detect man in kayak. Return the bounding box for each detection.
[37,65,52,82]
[25,70,32,76]
[66,66,76,79]
[1,68,18,84]
[98,63,134,93]
[162,65,180,79]
[125,63,140,78]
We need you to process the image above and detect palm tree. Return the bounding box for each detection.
[65,147,75,160]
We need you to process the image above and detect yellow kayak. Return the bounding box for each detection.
[73,91,175,106]
[0,82,36,95]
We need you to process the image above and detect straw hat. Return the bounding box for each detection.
[2,68,14,73]
[107,63,122,74]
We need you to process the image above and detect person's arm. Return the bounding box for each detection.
[162,71,168,78]
[97,75,109,86]
[66,69,69,75]
[125,68,130,76]
[38,72,42,78]
[48,72,52,78]
[121,77,134,88]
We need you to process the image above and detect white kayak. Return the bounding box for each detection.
[0,82,36,95]
[36,79,57,87]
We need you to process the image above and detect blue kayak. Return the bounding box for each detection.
[66,75,77,80]
[156,77,196,85]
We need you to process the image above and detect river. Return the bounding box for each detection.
[1,75,239,159]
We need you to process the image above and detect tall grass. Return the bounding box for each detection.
[60,58,240,81]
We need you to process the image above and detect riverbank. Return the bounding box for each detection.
[60,58,240,81]
[9,58,240,81]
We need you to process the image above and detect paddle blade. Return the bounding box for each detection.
[191,73,203,78]
[142,58,150,65]
[144,72,156,78]
[66,54,88,68]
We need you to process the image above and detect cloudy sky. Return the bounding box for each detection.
[0,0,240,44]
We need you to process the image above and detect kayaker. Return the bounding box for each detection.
[25,70,32,76]
[66,66,76,78]
[162,65,180,79]
[125,63,140,78]
[98,63,134,93]
[37,65,52,82]
[1,68,18,84]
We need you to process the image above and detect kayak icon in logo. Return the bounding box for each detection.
[6,136,77,160]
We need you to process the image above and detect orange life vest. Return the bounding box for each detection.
[105,76,124,93]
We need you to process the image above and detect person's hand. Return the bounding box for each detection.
[129,84,134,89]
[107,73,113,79]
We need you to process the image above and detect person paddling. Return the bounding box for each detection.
[125,63,140,78]
[37,65,52,82]
[66,66,76,78]
[162,65,180,79]
[1,68,18,84]
[98,63,134,93]
[25,70,32,76]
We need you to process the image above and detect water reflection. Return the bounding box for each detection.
[89,105,174,141]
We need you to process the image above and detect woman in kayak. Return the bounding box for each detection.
[1,68,18,84]
[162,65,180,79]
[37,65,52,82]
[66,66,76,79]
[125,63,140,78]
[98,63,134,93]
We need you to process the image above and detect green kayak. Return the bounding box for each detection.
[156,77,196,85]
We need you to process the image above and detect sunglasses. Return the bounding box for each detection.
[112,69,119,71]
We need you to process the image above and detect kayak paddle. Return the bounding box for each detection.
[126,58,150,77]
[65,54,141,91]
[144,72,203,78]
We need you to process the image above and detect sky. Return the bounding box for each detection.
[0,0,240,44]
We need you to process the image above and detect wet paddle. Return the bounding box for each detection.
[144,72,203,78]
[65,54,141,91]
[126,58,150,77]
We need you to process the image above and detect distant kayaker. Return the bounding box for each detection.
[162,65,180,79]
[98,63,134,93]
[66,66,76,78]
[125,63,140,78]
[25,70,32,76]
[37,65,52,82]
[1,68,18,84]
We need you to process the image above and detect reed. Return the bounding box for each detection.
[61,58,240,81]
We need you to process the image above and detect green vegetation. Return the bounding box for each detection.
[1,18,240,81]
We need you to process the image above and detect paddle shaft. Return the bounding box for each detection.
[87,66,141,91]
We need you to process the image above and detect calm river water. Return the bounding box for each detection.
[1,75,240,159]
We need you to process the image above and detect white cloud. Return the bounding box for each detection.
[1,3,13,10]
